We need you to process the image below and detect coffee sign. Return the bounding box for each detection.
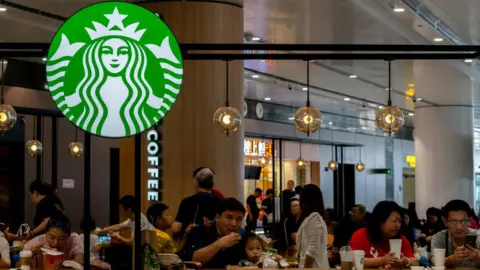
[46,2,183,137]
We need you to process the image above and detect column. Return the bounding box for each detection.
[414,60,474,217]
[139,0,245,212]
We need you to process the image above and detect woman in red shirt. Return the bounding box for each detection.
[350,201,414,268]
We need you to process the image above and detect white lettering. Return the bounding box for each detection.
[147,129,158,141]
[147,141,158,155]
[148,168,159,178]
[147,191,158,201]
[148,156,158,166]
[148,179,159,189]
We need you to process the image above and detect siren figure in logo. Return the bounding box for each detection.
[46,6,183,137]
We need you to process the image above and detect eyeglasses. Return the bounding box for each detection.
[447,219,470,226]
[48,219,70,231]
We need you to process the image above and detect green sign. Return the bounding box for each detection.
[46,2,183,138]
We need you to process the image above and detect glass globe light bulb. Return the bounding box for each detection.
[294,106,322,135]
[327,160,338,171]
[376,106,404,133]
[296,158,305,168]
[25,140,43,157]
[0,104,17,132]
[68,142,84,157]
[355,161,365,172]
[213,106,242,136]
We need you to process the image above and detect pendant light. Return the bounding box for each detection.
[213,61,242,137]
[26,116,43,157]
[294,61,322,136]
[0,58,17,133]
[327,127,337,171]
[355,147,365,172]
[376,60,404,133]
[296,141,306,168]
[69,127,84,158]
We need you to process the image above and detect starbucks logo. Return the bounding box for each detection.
[46,2,183,137]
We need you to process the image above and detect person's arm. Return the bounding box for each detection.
[96,222,128,235]
[29,218,50,239]
[192,232,240,264]
[172,200,187,235]
[0,238,10,268]
[302,214,324,268]
[69,235,85,264]
[430,232,459,267]
[176,224,194,251]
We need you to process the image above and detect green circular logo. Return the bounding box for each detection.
[46,2,183,138]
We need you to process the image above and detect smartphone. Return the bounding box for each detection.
[465,234,477,247]
[99,236,111,245]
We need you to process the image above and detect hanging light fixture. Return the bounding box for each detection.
[213,61,242,137]
[26,116,43,157]
[0,58,17,133]
[295,61,322,136]
[356,147,365,172]
[328,145,338,171]
[296,141,306,168]
[376,60,404,133]
[69,127,84,157]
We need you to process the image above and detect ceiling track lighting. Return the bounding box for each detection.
[213,60,242,137]
[294,61,322,136]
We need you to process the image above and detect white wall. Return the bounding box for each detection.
[245,119,414,213]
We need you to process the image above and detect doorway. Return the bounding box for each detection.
[402,168,416,208]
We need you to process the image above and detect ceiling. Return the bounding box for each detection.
[0,0,479,142]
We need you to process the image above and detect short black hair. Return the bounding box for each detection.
[147,203,169,224]
[367,201,403,244]
[217,197,246,215]
[300,184,328,222]
[294,186,303,194]
[255,188,263,194]
[266,189,274,196]
[81,216,96,232]
[442,200,471,219]
[47,214,71,235]
[426,207,441,217]
[194,168,215,190]
[244,232,263,247]
[119,195,136,211]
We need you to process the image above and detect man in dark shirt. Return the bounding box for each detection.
[246,188,262,232]
[181,198,246,268]
[281,180,295,219]
[173,167,222,236]
[331,204,366,264]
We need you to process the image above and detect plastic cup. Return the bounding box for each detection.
[339,246,353,270]
[353,250,365,270]
[19,250,32,270]
[433,248,446,266]
[389,239,402,258]
[43,253,63,270]
[411,266,424,270]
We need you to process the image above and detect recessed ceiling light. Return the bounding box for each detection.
[344,97,351,101]
[309,60,315,63]
[361,127,367,130]
[408,113,415,116]
[251,74,259,78]
[416,97,423,101]
[42,57,47,62]
[349,75,357,79]
[433,37,444,42]
[385,87,390,91]
[0,7,6,12]
[465,59,473,63]
[288,117,294,120]
[251,37,261,41]
[302,87,308,91]
[393,7,405,12]
[328,122,333,125]
[379,106,384,109]
[264,97,271,101]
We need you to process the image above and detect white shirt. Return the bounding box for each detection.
[296,212,329,268]
[0,234,9,265]
[122,213,155,232]
[79,233,100,260]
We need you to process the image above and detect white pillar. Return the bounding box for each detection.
[414,61,474,217]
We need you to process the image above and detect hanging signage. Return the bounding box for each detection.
[146,129,160,201]
[244,139,272,157]
[405,155,416,168]
[46,2,183,138]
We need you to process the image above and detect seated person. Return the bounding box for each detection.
[79,217,111,269]
[239,233,282,268]
[419,207,444,250]
[146,203,193,254]
[431,200,480,268]
[180,198,246,268]
[95,195,155,245]
[22,214,83,268]
[350,201,414,268]
[332,204,366,261]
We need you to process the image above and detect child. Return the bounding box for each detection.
[80,217,111,270]
[146,203,193,253]
[239,233,283,268]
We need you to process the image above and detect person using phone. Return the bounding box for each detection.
[79,217,111,269]
[431,200,480,268]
